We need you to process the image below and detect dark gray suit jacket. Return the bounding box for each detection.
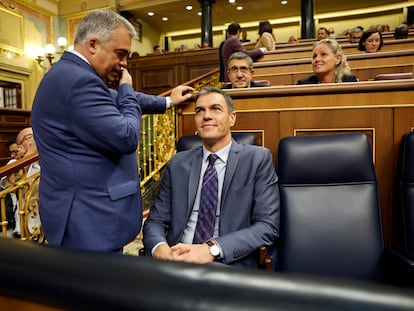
[143,141,280,269]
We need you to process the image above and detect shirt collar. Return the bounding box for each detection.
[202,141,232,164]
[69,50,90,65]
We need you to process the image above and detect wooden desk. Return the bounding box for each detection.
[128,48,219,94]
[260,38,414,62]
[177,80,414,246]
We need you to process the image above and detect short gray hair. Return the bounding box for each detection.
[75,9,137,46]
[228,52,253,69]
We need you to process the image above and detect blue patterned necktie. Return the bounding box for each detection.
[193,154,219,244]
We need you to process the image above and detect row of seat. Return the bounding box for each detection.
[253,49,414,84]
[176,131,414,284]
[0,132,411,309]
[1,236,414,310]
[258,38,414,62]
[243,30,414,51]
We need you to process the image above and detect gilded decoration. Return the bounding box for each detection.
[0,165,44,242]
[0,6,24,54]
[139,109,176,191]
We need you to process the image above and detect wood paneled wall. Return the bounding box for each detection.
[176,80,414,247]
[128,48,219,94]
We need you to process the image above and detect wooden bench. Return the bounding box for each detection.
[259,38,414,62]
[243,31,414,52]
[252,49,414,85]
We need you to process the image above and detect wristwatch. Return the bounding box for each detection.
[206,240,220,258]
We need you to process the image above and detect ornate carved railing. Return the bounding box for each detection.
[0,68,221,243]
[0,153,43,242]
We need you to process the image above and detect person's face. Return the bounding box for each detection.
[195,92,236,150]
[8,143,25,160]
[155,47,163,54]
[317,29,329,40]
[289,37,298,44]
[349,31,362,43]
[312,43,341,76]
[91,26,132,85]
[363,32,381,53]
[227,59,253,88]
[17,129,36,155]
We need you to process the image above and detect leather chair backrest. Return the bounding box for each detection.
[395,131,414,256]
[1,238,414,311]
[176,132,257,152]
[277,133,384,281]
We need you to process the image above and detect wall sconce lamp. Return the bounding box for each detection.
[36,37,68,70]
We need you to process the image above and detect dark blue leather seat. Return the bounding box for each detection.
[395,131,414,257]
[1,238,414,310]
[277,133,384,281]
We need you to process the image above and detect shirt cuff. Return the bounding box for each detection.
[151,241,168,256]
[165,96,173,109]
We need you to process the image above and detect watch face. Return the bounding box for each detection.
[210,244,220,257]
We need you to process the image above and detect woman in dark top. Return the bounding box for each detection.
[297,39,358,84]
[358,28,383,53]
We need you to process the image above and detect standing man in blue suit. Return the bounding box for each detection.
[143,87,280,268]
[31,9,194,252]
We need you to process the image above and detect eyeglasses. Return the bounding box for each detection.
[229,66,251,74]
[351,36,361,40]
[20,133,33,143]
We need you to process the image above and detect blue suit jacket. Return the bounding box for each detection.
[31,51,166,251]
[143,141,280,268]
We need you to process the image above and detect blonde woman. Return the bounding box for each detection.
[297,39,358,84]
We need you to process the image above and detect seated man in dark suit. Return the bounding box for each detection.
[143,87,280,269]
[222,52,268,89]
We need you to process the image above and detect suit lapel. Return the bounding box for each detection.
[187,148,203,217]
[222,141,241,203]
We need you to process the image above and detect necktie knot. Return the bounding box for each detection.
[208,153,218,166]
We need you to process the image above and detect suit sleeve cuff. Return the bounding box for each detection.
[151,241,168,256]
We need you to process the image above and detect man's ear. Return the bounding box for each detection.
[230,111,236,127]
[87,39,98,54]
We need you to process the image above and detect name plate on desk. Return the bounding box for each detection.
[0,7,23,54]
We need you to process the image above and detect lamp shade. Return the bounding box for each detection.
[44,44,56,55]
